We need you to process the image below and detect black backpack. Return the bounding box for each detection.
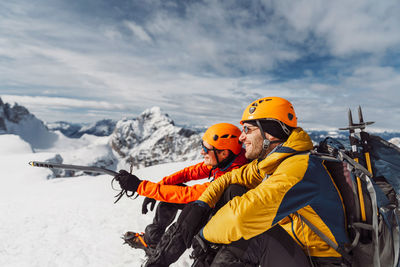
[301,133,400,267]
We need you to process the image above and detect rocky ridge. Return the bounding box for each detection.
[110,107,202,168]
[0,97,57,149]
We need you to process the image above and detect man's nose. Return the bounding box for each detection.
[239,131,246,142]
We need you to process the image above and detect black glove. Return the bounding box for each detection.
[190,234,220,264]
[142,197,157,214]
[114,170,142,192]
[177,201,211,248]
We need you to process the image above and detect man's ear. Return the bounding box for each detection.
[264,132,279,141]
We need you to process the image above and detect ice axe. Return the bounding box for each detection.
[29,161,137,203]
[29,161,118,176]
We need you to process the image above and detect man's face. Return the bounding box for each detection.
[239,123,263,160]
[201,140,220,166]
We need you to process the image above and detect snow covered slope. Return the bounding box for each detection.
[42,131,118,178]
[390,137,400,147]
[0,134,199,267]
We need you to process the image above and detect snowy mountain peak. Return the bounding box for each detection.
[4,102,30,123]
[0,97,57,148]
[114,107,175,148]
[111,106,202,168]
[137,106,174,128]
[140,106,167,118]
[0,97,31,127]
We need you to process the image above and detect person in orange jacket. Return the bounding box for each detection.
[114,123,248,251]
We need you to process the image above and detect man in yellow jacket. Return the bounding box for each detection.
[176,97,349,267]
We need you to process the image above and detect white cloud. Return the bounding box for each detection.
[272,0,400,56]
[0,94,139,123]
[124,21,152,42]
[1,95,126,110]
[0,0,399,130]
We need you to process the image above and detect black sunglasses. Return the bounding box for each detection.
[201,141,222,154]
[201,141,212,154]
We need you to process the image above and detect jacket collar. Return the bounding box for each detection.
[257,128,313,175]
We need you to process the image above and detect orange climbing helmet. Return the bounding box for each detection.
[202,123,242,155]
[240,96,297,128]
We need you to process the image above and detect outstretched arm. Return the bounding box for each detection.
[159,162,211,185]
[137,181,211,203]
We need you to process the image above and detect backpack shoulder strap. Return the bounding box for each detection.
[296,212,352,263]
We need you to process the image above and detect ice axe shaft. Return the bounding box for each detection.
[29,161,118,176]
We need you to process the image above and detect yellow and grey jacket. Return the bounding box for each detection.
[198,128,349,257]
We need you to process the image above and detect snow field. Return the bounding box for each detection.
[0,135,200,267]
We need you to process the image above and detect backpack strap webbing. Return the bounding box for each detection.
[296,213,352,263]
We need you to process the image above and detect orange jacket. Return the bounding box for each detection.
[137,149,248,203]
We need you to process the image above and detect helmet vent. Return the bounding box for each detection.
[213,134,219,141]
[220,134,229,139]
[288,113,294,121]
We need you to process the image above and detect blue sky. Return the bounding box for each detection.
[1,0,400,130]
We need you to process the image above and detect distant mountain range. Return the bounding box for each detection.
[1,96,399,170]
[46,119,117,138]
[47,107,202,168]
[44,115,400,147]
[307,130,400,145]
[45,120,400,144]
[0,97,203,169]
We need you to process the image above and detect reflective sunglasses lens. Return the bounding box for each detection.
[201,142,209,153]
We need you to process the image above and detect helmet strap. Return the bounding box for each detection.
[256,120,268,160]
[256,120,283,160]
[212,149,236,171]
[276,119,291,136]
[213,148,220,167]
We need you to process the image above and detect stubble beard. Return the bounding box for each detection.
[245,136,263,160]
